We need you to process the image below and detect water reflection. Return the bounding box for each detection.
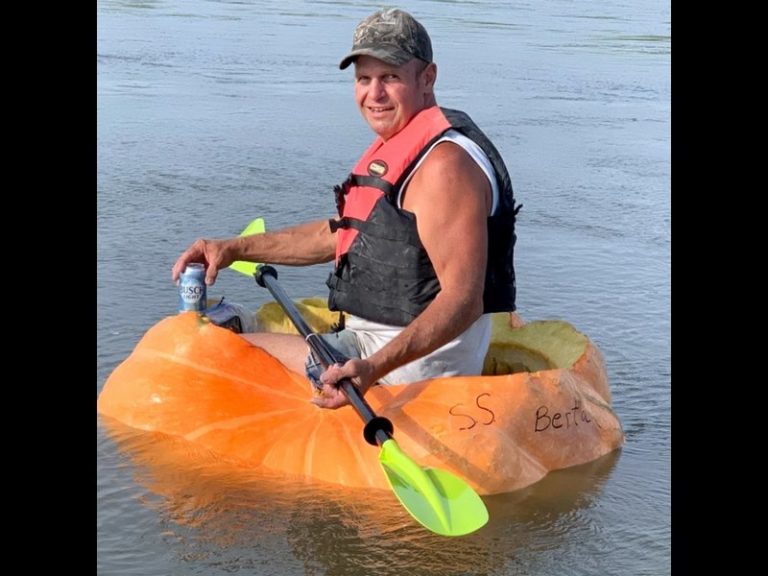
[101,415,620,575]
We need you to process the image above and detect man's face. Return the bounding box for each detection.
[354,56,434,140]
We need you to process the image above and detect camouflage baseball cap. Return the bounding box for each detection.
[339,8,433,70]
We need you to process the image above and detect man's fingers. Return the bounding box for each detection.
[310,384,348,410]
[204,267,219,286]
[319,362,348,387]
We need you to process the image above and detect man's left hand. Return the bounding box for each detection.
[311,359,376,409]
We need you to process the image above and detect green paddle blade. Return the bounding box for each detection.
[229,218,265,276]
[379,439,488,536]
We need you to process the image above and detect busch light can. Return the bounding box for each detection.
[179,263,207,312]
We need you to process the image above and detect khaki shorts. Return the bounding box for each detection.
[312,314,492,386]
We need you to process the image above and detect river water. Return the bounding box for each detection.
[97,1,670,574]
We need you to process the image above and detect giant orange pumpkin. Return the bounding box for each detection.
[98,302,624,495]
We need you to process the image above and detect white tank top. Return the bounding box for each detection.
[396,129,500,216]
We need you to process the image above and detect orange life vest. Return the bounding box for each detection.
[327,106,519,326]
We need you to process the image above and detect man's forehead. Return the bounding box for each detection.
[354,56,415,72]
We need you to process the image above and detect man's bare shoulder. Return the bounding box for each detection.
[404,141,491,213]
[419,140,475,173]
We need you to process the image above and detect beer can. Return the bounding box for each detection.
[179,263,207,312]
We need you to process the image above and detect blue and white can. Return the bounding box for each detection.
[179,263,207,312]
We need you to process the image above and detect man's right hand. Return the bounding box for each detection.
[171,237,236,286]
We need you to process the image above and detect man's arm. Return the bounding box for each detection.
[366,141,491,377]
[172,218,337,285]
[314,142,490,406]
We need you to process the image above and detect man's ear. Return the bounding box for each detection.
[423,62,437,90]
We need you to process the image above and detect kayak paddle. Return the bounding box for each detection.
[254,264,489,536]
[228,217,265,277]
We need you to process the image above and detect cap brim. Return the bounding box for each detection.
[338,46,413,70]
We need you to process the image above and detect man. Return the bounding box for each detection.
[171,8,520,409]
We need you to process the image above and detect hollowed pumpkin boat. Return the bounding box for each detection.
[97,298,624,495]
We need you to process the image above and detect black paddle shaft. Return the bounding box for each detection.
[255,265,394,447]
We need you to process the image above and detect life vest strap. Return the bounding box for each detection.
[349,174,395,197]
